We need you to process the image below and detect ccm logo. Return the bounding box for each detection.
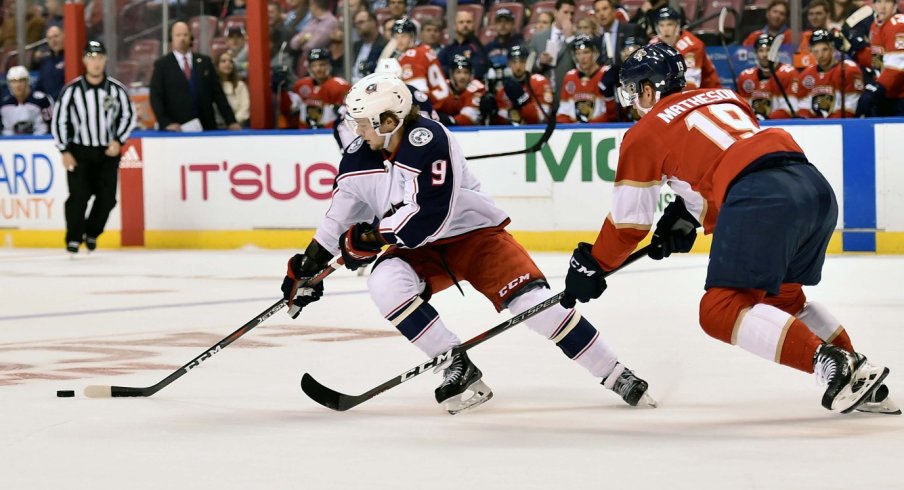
[498,273,531,297]
[570,257,597,277]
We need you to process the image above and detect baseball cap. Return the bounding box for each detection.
[6,65,29,81]
[227,25,246,38]
[84,40,107,56]
[495,8,514,21]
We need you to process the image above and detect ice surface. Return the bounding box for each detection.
[1,249,901,489]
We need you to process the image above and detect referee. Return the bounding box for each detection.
[52,41,137,254]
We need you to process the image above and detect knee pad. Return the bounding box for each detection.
[699,288,763,344]
[368,258,425,318]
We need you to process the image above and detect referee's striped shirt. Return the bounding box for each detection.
[51,76,137,151]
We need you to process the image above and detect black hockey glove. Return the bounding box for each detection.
[856,82,885,118]
[281,241,332,319]
[649,196,700,260]
[339,222,385,271]
[503,79,530,109]
[479,93,498,120]
[561,242,607,309]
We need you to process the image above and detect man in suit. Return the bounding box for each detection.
[350,10,386,83]
[594,0,641,67]
[150,21,241,131]
[528,0,577,92]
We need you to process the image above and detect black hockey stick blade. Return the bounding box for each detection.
[302,245,651,412]
[85,257,343,399]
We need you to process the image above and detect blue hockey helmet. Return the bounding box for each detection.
[617,43,686,108]
[754,33,775,50]
[572,33,598,52]
[654,6,681,23]
[392,17,418,36]
[451,54,472,73]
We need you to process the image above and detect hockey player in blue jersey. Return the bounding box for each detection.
[1,65,52,135]
[283,72,655,414]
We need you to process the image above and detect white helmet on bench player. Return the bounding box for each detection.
[345,72,413,147]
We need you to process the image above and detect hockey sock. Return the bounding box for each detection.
[700,288,822,373]
[508,287,617,378]
[796,302,855,351]
[387,296,460,357]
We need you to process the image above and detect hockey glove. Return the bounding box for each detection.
[856,82,885,118]
[339,222,385,271]
[649,196,700,260]
[561,242,607,309]
[503,79,530,109]
[479,93,498,120]
[281,241,332,319]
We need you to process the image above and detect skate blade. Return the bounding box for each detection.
[835,365,890,414]
[636,392,658,409]
[855,388,901,415]
[443,380,493,415]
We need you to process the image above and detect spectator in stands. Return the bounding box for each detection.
[225,26,249,79]
[351,10,386,83]
[419,17,444,51]
[150,21,241,131]
[223,0,247,17]
[796,0,831,68]
[290,0,338,53]
[1,65,52,135]
[797,29,863,118]
[652,6,721,89]
[535,11,554,33]
[269,1,290,50]
[743,0,793,46]
[594,0,641,67]
[577,16,599,37]
[485,8,525,77]
[1,2,46,51]
[529,0,577,91]
[214,50,250,128]
[32,25,65,100]
[284,0,311,33]
[387,0,408,22]
[438,10,488,80]
[44,0,64,30]
[328,28,345,78]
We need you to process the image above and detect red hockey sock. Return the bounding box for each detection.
[777,319,824,373]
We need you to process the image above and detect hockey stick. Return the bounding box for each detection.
[301,244,652,412]
[718,8,739,91]
[767,34,798,118]
[84,257,343,398]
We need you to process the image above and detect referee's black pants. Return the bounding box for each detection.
[64,144,120,244]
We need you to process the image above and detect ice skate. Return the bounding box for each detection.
[855,384,901,415]
[66,241,80,256]
[814,344,888,413]
[602,363,656,408]
[434,352,493,415]
[85,235,97,252]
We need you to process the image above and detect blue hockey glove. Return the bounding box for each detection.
[561,242,607,309]
[649,196,700,260]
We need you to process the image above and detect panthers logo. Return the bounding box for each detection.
[576,100,594,121]
[306,105,323,124]
[812,93,835,117]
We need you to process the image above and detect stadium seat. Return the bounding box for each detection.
[458,4,485,28]
[129,38,162,65]
[529,1,556,24]
[411,5,444,25]
[222,15,246,36]
[210,37,229,61]
[115,60,142,87]
[375,7,392,28]
[522,23,541,43]
[190,15,220,42]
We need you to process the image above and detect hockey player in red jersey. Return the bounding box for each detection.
[859,0,904,116]
[556,34,618,123]
[736,33,799,119]
[280,73,655,414]
[797,30,863,118]
[493,44,554,125]
[651,7,721,90]
[292,48,351,129]
[561,43,897,414]
[392,17,453,115]
[440,54,486,125]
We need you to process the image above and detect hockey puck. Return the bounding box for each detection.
[56,390,75,398]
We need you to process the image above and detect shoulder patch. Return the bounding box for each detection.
[802,75,816,89]
[409,127,433,146]
[346,137,364,154]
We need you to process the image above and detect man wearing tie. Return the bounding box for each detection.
[528,0,577,91]
[150,21,240,131]
[594,0,641,67]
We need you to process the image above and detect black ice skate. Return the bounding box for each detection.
[855,384,901,415]
[602,363,657,408]
[434,352,493,415]
[814,344,889,413]
[85,235,97,252]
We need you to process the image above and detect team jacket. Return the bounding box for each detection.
[736,64,799,119]
[652,32,721,89]
[313,116,508,254]
[589,88,804,271]
[870,14,904,98]
[398,44,453,114]
[443,78,486,125]
[494,74,553,125]
[292,76,350,129]
[1,92,52,135]
[797,60,863,118]
[556,66,617,123]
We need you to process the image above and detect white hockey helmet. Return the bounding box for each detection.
[345,72,413,145]
[374,58,403,79]
[7,65,28,81]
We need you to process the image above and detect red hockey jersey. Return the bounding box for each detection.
[736,64,799,119]
[495,74,553,125]
[555,66,617,123]
[444,79,486,125]
[292,76,350,129]
[797,60,863,118]
[870,13,904,98]
[398,45,453,113]
[653,32,721,89]
[588,88,804,270]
